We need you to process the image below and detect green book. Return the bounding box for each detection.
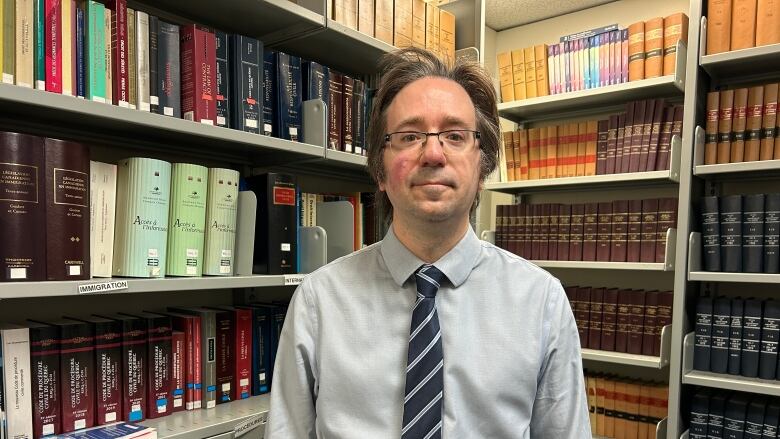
[2,0,14,84]
[167,163,208,277]
[86,0,105,102]
[112,157,171,278]
[34,0,44,89]
[203,168,239,276]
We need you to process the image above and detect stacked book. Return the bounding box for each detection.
[566,286,672,356]
[690,389,780,439]
[705,0,780,55]
[495,198,678,264]
[584,372,668,439]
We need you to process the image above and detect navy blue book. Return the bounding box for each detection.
[275,52,302,142]
[695,296,713,371]
[262,50,276,137]
[763,401,780,438]
[760,299,780,379]
[724,393,750,439]
[228,35,262,133]
[721,195,744,273]
[76,6,85,98]
[766,194,780,274]
[729,298,745,375]
[353,79,366,155]
[708,392,728,439]
[214,31,230,128]
[149,15,159,114]
[242,304,272,396]
[747,397,767,439]
[712,297,732,374]
[690,390,710,439]
[302,60,329,108]
[743,194,766,273]
[743,298,764,378]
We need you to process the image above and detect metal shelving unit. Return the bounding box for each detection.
[692,125,780,177]
[698,15,780,80]
[687,232,780,282]
[582,325,673,369]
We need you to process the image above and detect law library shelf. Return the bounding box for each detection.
[593,418,667,439]
[681,332,780,397]
[691,126,780,177]
[485,136,682,194]
[686,232,780,284]
[496,42,686,124]
[697,16,780,80]
[582,325,672,369]
[140,394,270,439]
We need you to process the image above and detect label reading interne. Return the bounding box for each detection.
[284,274,304,286]
[78,280,129,294]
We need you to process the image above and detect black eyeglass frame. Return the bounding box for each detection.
[383,130,481,144]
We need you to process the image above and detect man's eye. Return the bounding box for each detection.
[401,134,421,142]
[444,132,466,142]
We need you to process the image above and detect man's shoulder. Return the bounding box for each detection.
[301,241,385,285]
[477,240,559,283]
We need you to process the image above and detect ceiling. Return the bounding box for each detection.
[485,0,616,31]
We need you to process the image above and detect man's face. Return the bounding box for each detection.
[379,76,482,226]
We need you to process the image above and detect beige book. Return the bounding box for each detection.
[90,161,118,277]
[497,51,514,102]
[576,122,587,176]
[14,0,33,88]
[375,0,393,45]
[511,49,525,100]
[425,3,440,56]
[344,0,358,30]
[104,8,112,103]
[411,0,425,48]
[533,44,549,96]
[502,131,515,181]
[62,0,73,95]
[358,0,374,37]
[731,0,758,50]
[2,0,14,84]
[707,0,733,54]
[756,0,780,46]
[523,46,536,98]
[439,9,455,64]
[394,0,413,48]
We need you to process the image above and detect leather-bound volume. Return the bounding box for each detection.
[627,199,643,262]
[601,288,619,351]
[627,21,645,81]
[638,99,656,172]
[28,322,61,438]
[575,287,591,347]
[745,85,765,162]
[659,106,684,170]
[495,205,506,251]
[548,204,559,261]
[615,113,627,174]
[327,71,343,150]
[585,120,598,176]
[502,132,515,181]
[707,393,728,437]
[728,297,744,375]
[756,0,780,46]
[523,46,536,99]
[569,204,585,261]
[764,193,780,273]
[720,194,744,272]
[646,99,665,171]
[718,89,735,164]
[761,82,778,160]
[764,402,780,438]
[711,296,732,373]
[596,202,612,262]
[731,0,758,50]
[746,398,767,439]
[694,296,713,371]
[759,299,780,379]
[628,100,646,173]
[702,196,722,271]
[582,202,599,262]
[577,122,588,177]
[627,290,646,355]
[588,287,604,350]
[663,13,689,75]
[705,91,720,164]
[615,289,632,353]
[707,0,733,54]
[642,291,658,356]
[742,298,764,377]
[640,198,659,263]
[530,204,541,260]
[539,203,551,260]
[522,204,532,259]
[656,197,678,263]
[72,316,122,424]
[557,204,572,261]
[644,18,664,78]
[656,291,673,356]
[597,119,610,175]
[45,138,90,280]
[690,391,710,438]
[55,319,96,432]
[528,128,541,180]
[742,193,765,272]
[731,87,749,163]
[534,44,550,97]
[547,125,558,178]
[518,129,530,180]
[497,52,514,102]
[610,200,629,262]
[0,132,46,281]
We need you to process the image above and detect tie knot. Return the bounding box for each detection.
[414,264,447,298]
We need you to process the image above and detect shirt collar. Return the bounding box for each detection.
[380,224,482,288]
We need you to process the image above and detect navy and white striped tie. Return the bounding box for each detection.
[402,264,447,439]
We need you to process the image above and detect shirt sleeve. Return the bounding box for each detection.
[265,282,319,439]
[529,278,592,438]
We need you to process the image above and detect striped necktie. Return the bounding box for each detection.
[402,264,447,439]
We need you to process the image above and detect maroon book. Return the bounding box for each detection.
[28,322,61,438]
[564,286,577,311]
[655,291,673,356]
[615,289,632,353]
[171,331,185,413]
[548,204,559,261]
[213,309,235,404]
[327,71,343,150]
[596,119,609,175]
[638,99,656,172]
[522,204,532,259]
[628,100,647,173]
[640,198,659,263]
[614,113,627,174]
[342,76,355,153]
[45,138,90,280]
[575,287,591,348]
[557,204,571,261]
[621,102,636,173]
[539,203,550,260]
[657,107,675,171]
[180,24,217,125]
[530,204,541,260]
[582,203,599,261]
[627,290,646,355]
[646,99,666,171]
[642,291,659,356]
[513,204,523,257]
[125,312,172,419]
[568,204,585,261]
[656,197,678,262]
[610,200,629,262]
[218,307,253,400]
[96,314,146,422]
[605,115,618,174]
[55,319,95,432]
[596,202,612,262]
[108,0,128,105]
[657,105,684,170]
[588,287,605,350]
[0,132,46,281]
[494,205,505,250]
[600,288,619,351]
[160,312,198,411]
[626,199,643,262]
[72,316,122,426]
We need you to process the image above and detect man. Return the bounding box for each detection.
[266,47,590,438]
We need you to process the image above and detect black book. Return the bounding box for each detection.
[695,296,714,371]
[157,20,181,118]
[747,397,768,439]
[721,195,744,272]
[708,392,728,439]
[724,394,751,439]
[228,35,262,133]
[262,50,276,137]
[149,15,159,113]
[302,60,329,107]
[763,401,780,438]
[353,79,366,155]
[274,52,302,142]
[729,298,745,375]
[690,390,710,439]
[712,297,732,374]
[743,298,764,378]
[703,195,722,271]
[765,194,780,274]
[760,300,780,379]
[244,173,297,274]
[214,31,230,128]
[743,194,766,273]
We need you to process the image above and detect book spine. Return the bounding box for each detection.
[615,290,631,353]
[89,161,117,278]
[718,89,735,165]
[61,0,72,95]
[644,17,663,79]
[103,8,111,103]
[15,0,34,88]
[610,200,628,262]
[647,99,665,171]
[166,163,208,277]
[743,193,765,272]
[214,31,229,127]
[690,392,710,437]
[761,83,778,160]
[497,52,514,102]
[765,193,780,273]
[534,44,549,96]
[731,87,749,163]
[627,21,645,81]
[638,99,656,171]
[275,52,302,141]
[743,298,764,377]
[29,326,60,437]
[342,75,355,152]
[35,0,45,89]
[568,204,584,261]
[202,312,216,409]
[126,8,136,107]
[353,78,365,154]
[234,309,252,400]
[702,195,722,271]
[157,21,180,117]
[251,308,271,395]
[604,116,617,174]
[524,46,536,98]
[171,331,185,413]
[759,299,780,379]
[2,328,33,439]
[656,291,673,356]
[639,198,659,263]
[510,49,525,100]
[706,94,721,164]
[548,204,559,261]
[192,316,202,408]
[628,100,646,172]
[711,297,731,373]
[621,101,635,173]
[663,13,688,76]
[59,322,95,432]
[731,0,758,50]
[203,168,239,276]
[91,321,121,425]
[757,0,780,46]
[627,291,646,354]
[327,71,343,150]
[85,0,105,102]
[181,25,217,125]
[575,287,591,347]
[614,114,626,173]
[627,199,642,262]
[707,0,733,54]
[745,85,765,162]
[656,197,677,263]
[596,202,612,262]
[148,15,158,112]
[694,297,713,371]
[582,203,598,261]
[642,291,658,356]
[146,317,172,418]
[262,50,275,136]
[557,205,571,261]
[585,120,598,176]
[720,194,744,272]
[600,289,618,351]
[75,3,84,97]
[108,0,127,105]
[588,288,604,350]
[728,298,744,375]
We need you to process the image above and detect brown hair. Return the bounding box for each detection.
[366,47,500,223]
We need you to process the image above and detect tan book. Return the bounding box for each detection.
[511,49,526,100]
[639,384,652,439]
[604,378,615,437]
[628,21,646,81]
[587,376,597,435]
[523,46,536,99]
[556,124,565,177]
[539,127,548,179]
[104,8,113,103]
[394,0,413,47]
[705,91,720,164]
[528,128,541,180]
[497,52,515,103]
[344,0,359,30]
[547,125,558,177]
[708,0,733,54]
[534,44,549,96]
[585,120,598,176]
[644,17,664,79]
[663,13,689,76]
[518,129,529,180]
[756,0,780,46]
[15,0,33,88]
[718,89,735,163]
[613,381,627,439]
[375,0,394,45]
[358,0,375,36]
[439,9,455,65]
[62,0,73,95]
[567,123,579,177]
[731,87,749,162]
[761,82,778,160]
[127,8,137,109]
[626,382,641,439]
[595,376,606,436]
[745,85,765,161]
[411,0,425,48]
[502,131,515,181]
[731,0,758,50]
[576,122,588,176]
[650,385,669,436]
[425,3,440,57]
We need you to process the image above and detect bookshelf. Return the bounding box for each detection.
[593,419,667,439]
[581,324,673,369]
[698,17,780,80]
[692,125,780,177]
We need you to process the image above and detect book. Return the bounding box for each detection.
[180,24,217,125]
[243,305,272,396]
[121,313,171,419]
[764,401,780,438]
[707,0,733,54]
[85,1,106,102]
[628,100,646,172]
[166,163,208,277]
[644,17,664,78]
[103,7,111,104]
[731,0,758,50]
[694,296,713,371]
[663,13,688,76]
[168,307,216,410]
[557,204,571,261]
[745,85,765,162]
[596,202,612,262]
[45,0,62,93]
[711,297,731,373]
[342,76,355,152]
[89,161,117,278]
[511,49,525,100]
[47,422,155,438]
[112,157,172,278]
[126,8,135,107]
[707,392,728,438]
[274,52,302,142]
[639,198,659,263]
[94,314,145,422]
[626,199,642,262]
[15,0,34,88]
[731,87,749,163]
[221,307,251,400]
[720,194,743,272]
[424,2,439,56]
[212,309,234,404]
[627,290,646,355]
[743,298,764,377]
[757,0,780,46]
[642,291,658,356]
[746,397,767,439]
[148,15,158,113]
[160,313,199,411]
[614,114,626,173]
[108,0,127,105]
[759,299,780,379]
[229,34,262,133]
[766,193,780,273]
[638,99,656,171]
[690,390,710,438]
[392,0,412,47]
[214,31,229,127]
[743,194,765,272]
[656,197,677,263]
[627,21,644,81]
[45,138,90,280]
[656,291,673,355]
[54,319,95,432]
[646,99,666,171]
[725,394,751,437]
[203,168,239,276]
[523,46,536,99]
[582,203,598,262]
[157,20,180,118]
[615,290,632,353]
[245,173,297,274]
[656,106,676,171]
[600,288,618,351]
[761,83,778,160]
[609,200,628,262]
[327,71,343,150]
[575,287,591,347]
[261,50,275,136]
[170,329,184,412]
[1,326,33,439]
[705,91,720,165]
[439,9,455,65]
[548,204,559,260]
[702,196,722,272]
[587,288,604,350]
[28,322,60,438]
[497,52,514,102]
[534,44,549,96]
[374,0,392,44]
[358,0,374,37]
[728,297,744,375]
[568,204,584,261]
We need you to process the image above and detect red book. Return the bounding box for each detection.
[557,204,571,261]
[655,291,673,356]
[45,0,62,93]
[610,200,629,262]
[513,204,523,257]
[615,289,632,353]
[214,309,235,404]
[569,204,585,261]
[233,308,252,400]
[163,313,198,410]
[108,0,128,105]
[640,198,659,263]
[657,107,675,171]
[141,313,172,419]
[642,291,659,356]
[596,202,612,262]
[191,314,202,408]
[596,119,609,175]
[627,290,646,355]
[171,331,185,413]
[659,105,684,170]
[626,200,643,262]
[72,316,122,426]
[181,24,217,124]
[588,287,605,350]
[600,288,619,351]
[582,203,599,261]
[96,314,146,422]
[656,197,678,263]
[548,204,560,261]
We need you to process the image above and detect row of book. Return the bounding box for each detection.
[705,0,780,55]
[583,372,668,439]
[694,296,780,381]
[566,286,672,356]
[329,0,455,64]
[494,198,678,263]
[0,304,287,439]
[49,423,156,439]
[701,194,780,273]
[704,83,780,165]
[496,13,687,102]
[689,389,780,439]
[500,100,683,182]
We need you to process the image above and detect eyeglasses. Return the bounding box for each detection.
[384,130,481,154]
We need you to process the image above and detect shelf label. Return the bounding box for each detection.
[234,413,267,438]
[78,280,129,294]
[284,274,305,286]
